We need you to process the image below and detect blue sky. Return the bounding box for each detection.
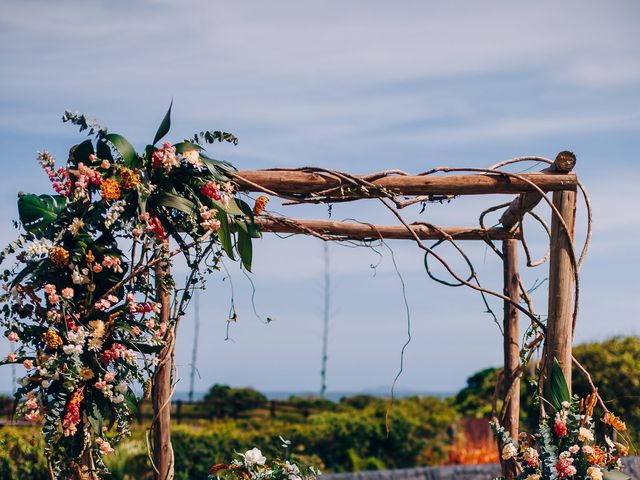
[0,1,639,395]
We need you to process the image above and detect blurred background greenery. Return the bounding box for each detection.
[1,336,638,480]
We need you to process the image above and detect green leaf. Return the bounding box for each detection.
[215,209,234,260]
[550,358,571,411]
[70,139,95,165]
[153,101,172,145]
[173,141,202,154]
[105,133,137,167]
[121,340,164,354]
[603,470,631,480]
[237,226,253,271]
[96,136,114,161]
[156,191,196,215]
[17,193,67,233]
[124,388,139,416]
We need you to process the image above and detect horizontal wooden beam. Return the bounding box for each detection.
[500,152,577,229]
[231,170,577,197]
[255,217,520,241]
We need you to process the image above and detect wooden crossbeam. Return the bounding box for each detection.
[231,170,577,196]
[255,217,519,241]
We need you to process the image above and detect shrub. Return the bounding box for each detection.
[0,428,49,480]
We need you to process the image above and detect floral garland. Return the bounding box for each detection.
[492,361,630,480]
[209,441,320,480]
[0,106,260,477]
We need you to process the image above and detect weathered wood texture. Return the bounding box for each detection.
[152,242,174,480]
[502,239,520,480]
[543,190,577,394]
[500,152,577,229]
[255,217,520,241]
[232,170,577,196]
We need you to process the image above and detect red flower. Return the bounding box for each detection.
[554,419,568,437]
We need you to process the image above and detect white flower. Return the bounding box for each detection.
[63,344,83,356]
[243,448,266,466]
[25,238,53,258]
[71,267,90,285]
[501,443,517,460]
[578,427,594,442]
[112,394,125,404]
[183,149,203,168]
[115,382,128,393]
[41,380,51,388]
[561,401,570,409]
[68,218,85,236]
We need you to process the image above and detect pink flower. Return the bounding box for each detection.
[23,359,33,369]
[107,294,118,303]
[48,293,60,304]
[96,437,115,456]
[44,284,56,294]
[6,352,16,362]
[569,445,579,454]
[101,159,110,169]
[132,326,141,336]
[61,287,74,299]
[94,381,107,390]
[104,372,116,382]
[7,331,19,342]
[25,410,42,423]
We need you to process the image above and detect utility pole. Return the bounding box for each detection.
[188,289,200,404]
[320,243,330,398]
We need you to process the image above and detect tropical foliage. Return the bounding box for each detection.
[0,106,259,477]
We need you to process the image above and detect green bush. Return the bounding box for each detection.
[0,428,49,480]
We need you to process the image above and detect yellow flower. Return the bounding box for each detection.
[100,178,121,200]
[42,329,63,350]
[86,249,95,265]
[119,168,141,190]
[253,195,270,216]
[602,412,626,432]
[79,368,94,380]
[49,246,70,268]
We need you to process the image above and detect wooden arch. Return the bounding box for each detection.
[153,152,579,480]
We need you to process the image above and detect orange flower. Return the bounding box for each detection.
[253,195,269,216]
[602,412,626,432]
[85,249,95,265]
[587,445,607,465]
[42,329,63,350]
[49,246,70,268]
[100,178,121,200]
[119,168,141,190]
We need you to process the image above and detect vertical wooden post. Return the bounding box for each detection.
[152,241,174,480]
[502,239,520,480]
[544,189,577,395]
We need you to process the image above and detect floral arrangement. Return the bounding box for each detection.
[0,105,260,477]
[209,440,320,480]
[492,361,630,480]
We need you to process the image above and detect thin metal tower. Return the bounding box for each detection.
[188,289,200,403]
[320,242,330,398]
